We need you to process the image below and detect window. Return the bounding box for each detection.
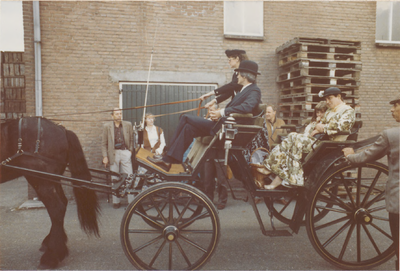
[120,83,216,144]
[224,1,263,40]
[376,1,400,45]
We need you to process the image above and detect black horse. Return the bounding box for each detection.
[1,117,100,269]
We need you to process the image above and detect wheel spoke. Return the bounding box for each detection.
[315,204,351,215]
[132,234,164,253]
[370,222,393,239]
[180,234,208,253]
[175,194,195,224]
[362,224,382,256]
[368,205,386,213]
[357,222,361,262]
[338,221,356,260]
[341,177,356,208]
[149,239,167,268]
[322,219,352,248]
[179,211,210,230]
[317,192,351,212]
[169,242,172,270]
[365,191,385,209]
[150,194,167,224]
[134,209,164,229]
[175,239,192,266]
[181,229,214,234]
[315,215,349,231]
[371,214,390,221]
[360,170,382,208]
[128,229,160,234]
[356,166,362,207]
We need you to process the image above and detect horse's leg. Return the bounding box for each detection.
[39,185,68,253]
[27,177,68,269]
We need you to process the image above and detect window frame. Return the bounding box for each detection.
[376,1,400,47]
[223,1,264,41]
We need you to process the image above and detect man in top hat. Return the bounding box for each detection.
[343,94,400,269]
[148,60,262,171]
[200,49,249,108]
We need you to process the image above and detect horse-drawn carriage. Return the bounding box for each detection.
[0,106,395,270]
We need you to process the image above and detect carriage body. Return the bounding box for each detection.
[123,114,395,270]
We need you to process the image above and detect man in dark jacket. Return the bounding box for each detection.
[148,60,262,170]
[343,94,400,270]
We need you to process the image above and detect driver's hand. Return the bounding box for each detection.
[205,99,217,109]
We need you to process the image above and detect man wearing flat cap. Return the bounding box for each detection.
[343,94,400,269]
[148,60,262,171]
[200,49,249,108]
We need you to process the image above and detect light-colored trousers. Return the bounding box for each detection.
[110,149,134,204]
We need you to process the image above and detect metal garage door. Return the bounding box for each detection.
[121,83,216,146]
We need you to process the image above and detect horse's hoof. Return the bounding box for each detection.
[38,263,56,270]
[39,244,48,252]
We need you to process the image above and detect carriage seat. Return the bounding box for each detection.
[185,104,267,166]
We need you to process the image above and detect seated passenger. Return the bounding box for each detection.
[147,60,262,171]
[258,87,355,189]
[265,104,285,150]
[142,113,166,155]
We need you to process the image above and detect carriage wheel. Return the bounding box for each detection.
[268,186,338,225]
[120,182,220,270]
[306,162,395,269]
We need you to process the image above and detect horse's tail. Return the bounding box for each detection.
[65,129,100,237]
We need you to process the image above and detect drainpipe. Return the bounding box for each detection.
[33,2,42,116]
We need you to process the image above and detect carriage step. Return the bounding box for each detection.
[264,230,292,237]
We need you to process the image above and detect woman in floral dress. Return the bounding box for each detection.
[258,87,355,189]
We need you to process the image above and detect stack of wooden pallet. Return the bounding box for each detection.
[1,51,25,119]
[275,37,361,125]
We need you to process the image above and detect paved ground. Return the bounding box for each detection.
[0,178,396,270]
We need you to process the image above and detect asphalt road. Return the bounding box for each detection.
[0,178,396,270]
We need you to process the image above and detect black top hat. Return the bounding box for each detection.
[225,49,246,58]
[389,94,400,105]
[234,60,260,75]
[318,87,346,98]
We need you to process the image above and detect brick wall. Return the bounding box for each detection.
[22,1,400,168]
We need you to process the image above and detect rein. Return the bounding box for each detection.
[43,98,206,121]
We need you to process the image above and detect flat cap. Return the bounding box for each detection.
[389,94,400,104]
[225,49,246,58]
[318,87,346,98]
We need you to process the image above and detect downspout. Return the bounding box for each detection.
[33,2,42,116]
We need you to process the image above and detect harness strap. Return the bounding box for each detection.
[17,118,23,153]
[34,117,41,153]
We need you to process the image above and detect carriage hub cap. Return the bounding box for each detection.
[354,208,372,224]
[164,226,179,241]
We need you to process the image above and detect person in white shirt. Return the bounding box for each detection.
[142,113,166,155]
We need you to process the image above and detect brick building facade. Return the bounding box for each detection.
[21,1,399,168]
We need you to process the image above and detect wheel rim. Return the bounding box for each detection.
[121,183,220,270]
[306,162,395,269]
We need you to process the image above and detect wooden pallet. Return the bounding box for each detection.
[278,51,360,66]
[276,37,361,54]
[279,59,362,73]
[279,85,358,96]
[277,76,360,89]
[277,67,361,82]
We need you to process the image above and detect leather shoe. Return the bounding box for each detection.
[147,156,171,171]
[217,203,226,210]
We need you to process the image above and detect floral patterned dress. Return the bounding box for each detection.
[263,103,355,186]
